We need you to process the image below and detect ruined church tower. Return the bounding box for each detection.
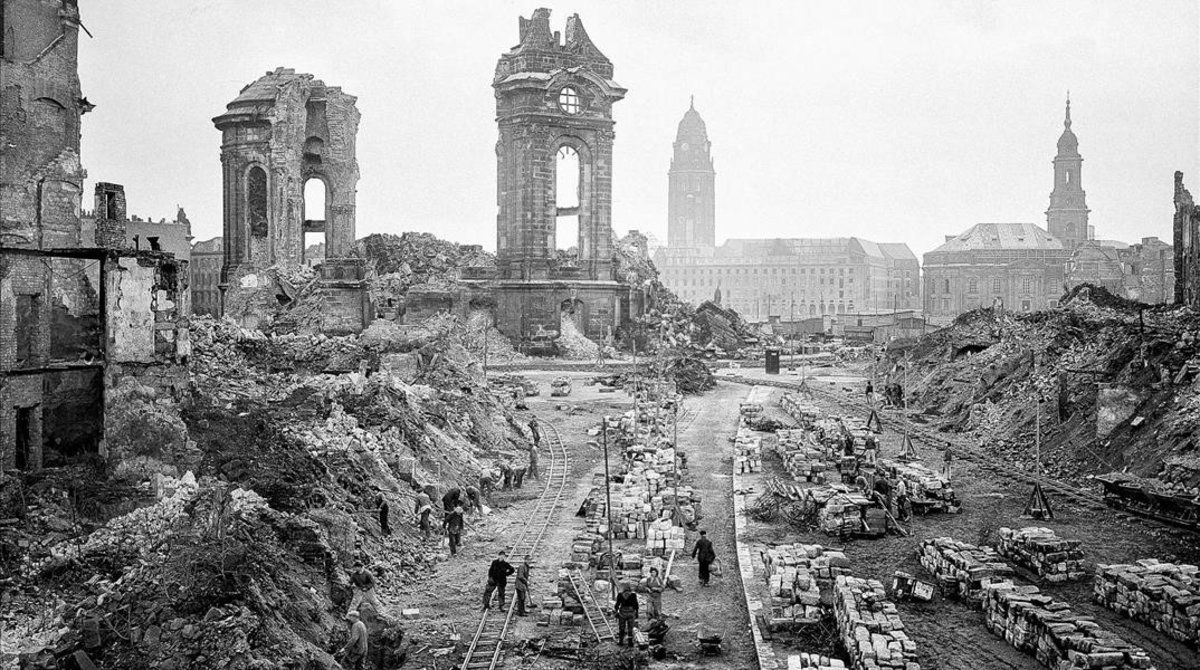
[1046,96,1090,247]
[668,99,716,248]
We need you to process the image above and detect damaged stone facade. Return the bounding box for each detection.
[0,0,189,473]
[483,8,642,342]
[1174,171,1200,306]
[213,68,370,332]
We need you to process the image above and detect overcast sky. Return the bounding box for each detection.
[78,1,1199,259]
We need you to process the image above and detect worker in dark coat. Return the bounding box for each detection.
[514,556,532,616]
[615,582,639,646]
[482,550,515,610]
[442,487,461,512]
[378,494,391,537]
[691,530,716,586]
[444,505,465,556]
[528,416,541,446]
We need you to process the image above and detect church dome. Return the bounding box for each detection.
[676,97,708,141]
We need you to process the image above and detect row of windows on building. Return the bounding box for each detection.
[667,266,860,275]
[931,276,1040,295]
[670,275,856,288]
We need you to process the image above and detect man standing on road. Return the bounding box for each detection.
[895,477,911,522]
[691,530,716,587]
[514,556,532,616]
[942,445,954,481]
[340,611,368,670]
[482,550,515,610]
[444,505,465,556]
[615,582,639,646]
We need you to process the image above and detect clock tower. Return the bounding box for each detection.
[668,98,716,248]
[1046,95,1090,247]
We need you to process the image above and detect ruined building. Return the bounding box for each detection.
[655,102,919,320]
[924,98,1173,318]
[485,8,642,342]
[1,0,189,472]
[190,236,223,317]
[212,68,370,333]
[1174,172,1200,306]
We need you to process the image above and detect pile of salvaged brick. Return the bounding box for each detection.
[787,653,848,669]
[762,543,851,625]
[775,429,831,484]
[918,537,1013,601]
[1094,560,1200,645]
[997,527,1085,582]
[735,426,764,474]
[878,460,958,513]
[983,582,1156,670]
[832,575,920,670]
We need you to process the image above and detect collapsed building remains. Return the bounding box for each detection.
[1173,171,1200,306]
[213,67,370,333]
[1,0,189,473]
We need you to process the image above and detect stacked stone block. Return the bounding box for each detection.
[1094,560,1200,645]
[781,393,822,424]
[879,460,959,513]
[775,429,831,483]
[997,527,1086,582]
[735,426,763,474]
[762,543,851,625]
[983,582,1156,669]
[832,575,920,670]
[919,537,1013,601]
[788,653,848,669]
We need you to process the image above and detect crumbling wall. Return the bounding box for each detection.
[1174,171,1199,306]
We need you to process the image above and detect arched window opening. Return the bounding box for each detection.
[303,178,327,265]
[247,167,268,238]
[554,145,580,254]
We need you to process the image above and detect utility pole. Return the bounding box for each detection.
[601,415,617,597]
[482,314,489,383]
[672,389,680,526]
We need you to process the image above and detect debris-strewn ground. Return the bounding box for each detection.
[886,285,1200,486]
[739,383,1200,670]
[1,316,534,670]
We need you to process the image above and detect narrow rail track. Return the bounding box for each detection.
[716,374,1109,511]
[459,419,571,670]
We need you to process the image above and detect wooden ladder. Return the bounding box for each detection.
[567,570,615,643]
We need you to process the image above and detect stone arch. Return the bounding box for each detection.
[560,297,587,332]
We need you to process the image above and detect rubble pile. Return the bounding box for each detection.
[761,543,851,625]
[1094,560,1200,645]
[983,582,1156,670]
[997,527,1086,582]
[1157,455,1200,499]
[10,312,531,669]
[893,286,1200,485]
[918,537,1013,601]
[557,314,601,359]
[354,232,495,290]
[832,575,920,670]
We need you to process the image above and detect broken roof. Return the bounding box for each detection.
[931,223,1064,252]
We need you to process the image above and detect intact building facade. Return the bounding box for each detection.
[191,237,224,317]
[925,98,1173,318]
[655,103,919,321]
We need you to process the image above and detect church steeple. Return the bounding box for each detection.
[1047,93,1089,247]
[668,98,715,248]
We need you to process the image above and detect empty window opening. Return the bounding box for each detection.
[41,369,103,466]
[16,294,40,366]
[303,178,327,264]
[247,166,269,237]
[555,146,580,253]
[105,191,119,219]
[15,407,35,471]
